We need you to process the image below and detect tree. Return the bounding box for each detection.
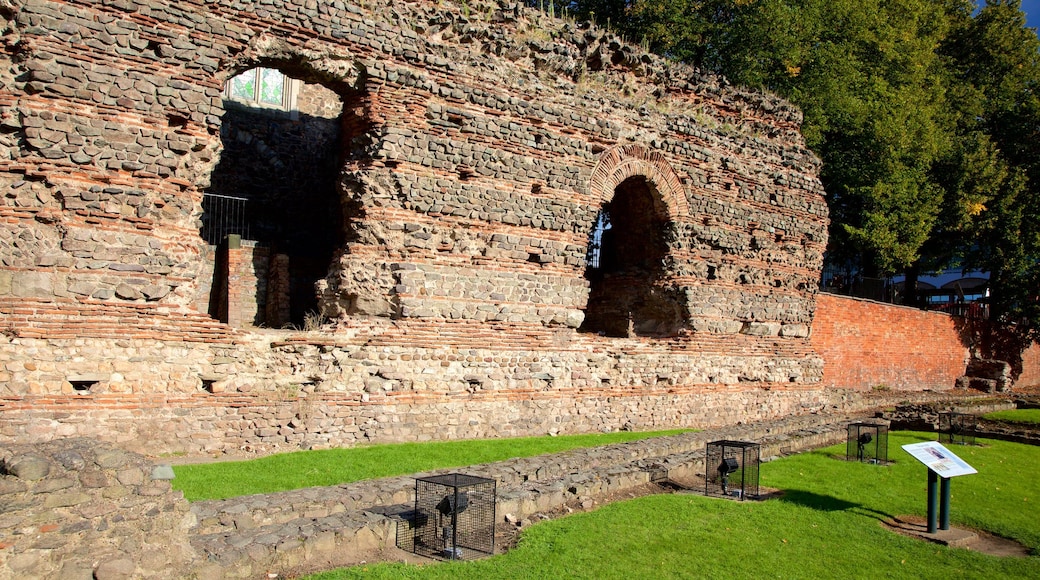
[940,0,1040,336]
[621,0,954,277]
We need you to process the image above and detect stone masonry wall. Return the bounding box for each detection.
[0,0,826,331]
[0,318,828,455]
[0,0,918,458]
[0,438,196,580]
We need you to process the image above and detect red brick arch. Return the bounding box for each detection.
[589,144,689,221]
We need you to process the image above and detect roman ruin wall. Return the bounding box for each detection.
[0,0,978,456]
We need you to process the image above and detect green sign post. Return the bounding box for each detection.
[901,441,977,533]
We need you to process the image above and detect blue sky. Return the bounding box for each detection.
[1022,0,1040,30]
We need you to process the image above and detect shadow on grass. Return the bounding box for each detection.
[778,489,896,522]
[777,489,860,512]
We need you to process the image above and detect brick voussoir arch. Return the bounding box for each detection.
[589,144,690,221]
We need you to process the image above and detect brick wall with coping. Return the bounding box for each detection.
[810,293,970,390]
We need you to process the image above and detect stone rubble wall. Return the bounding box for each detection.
[0,0,843,456]
[0,3,823,303]
[0,322,830,455]
[0,438,197,580]
[2,293,1010,458]
[0,0,827,333]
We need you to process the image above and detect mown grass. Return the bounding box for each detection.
[171,429,691,501]
[982,408,1040,425]
[305,432,1039,580]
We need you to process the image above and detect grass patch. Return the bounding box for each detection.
[305,432,1039,579]
[172,429,691,501]
[982,409,1040,425]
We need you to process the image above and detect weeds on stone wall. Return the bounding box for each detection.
[302,310,327,331]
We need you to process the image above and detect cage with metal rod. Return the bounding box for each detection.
[413,473,496,561]
[938,411,977,446]
[846,422,889,464]
[705,440,760,500]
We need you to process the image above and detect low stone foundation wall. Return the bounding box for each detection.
[2,373,866,458]
[1,391,981,579]
[0,439,196,580]
[0,310,839,457]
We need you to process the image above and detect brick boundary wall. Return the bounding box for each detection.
[810,293,971,390]
[1017,343,1040,388]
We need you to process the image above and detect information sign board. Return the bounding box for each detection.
[901,441,977,477]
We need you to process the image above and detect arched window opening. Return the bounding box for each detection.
[224,67,298,111]
[581,176,684,337]
[200,66,356,329]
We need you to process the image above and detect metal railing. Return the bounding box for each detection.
[201,194,249,245]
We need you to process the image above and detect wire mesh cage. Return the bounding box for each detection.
[413,473,496,561]
[705,440,760,500]
[938,412,977,446]
[846,422,889,464]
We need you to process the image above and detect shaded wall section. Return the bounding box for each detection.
[811,293,970,390]
[1017,343,1040,388]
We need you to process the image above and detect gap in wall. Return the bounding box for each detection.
[202,65,357,328]
[581,176,684,337]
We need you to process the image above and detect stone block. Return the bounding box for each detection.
[93,558,136,580]
[5,454,52,480]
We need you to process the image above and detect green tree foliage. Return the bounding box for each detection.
[940,0,1040,332]
[622,0,954,276]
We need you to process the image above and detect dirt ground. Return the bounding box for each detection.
[883,515,1032,558]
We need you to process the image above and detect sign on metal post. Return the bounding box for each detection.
[901,441,977,533]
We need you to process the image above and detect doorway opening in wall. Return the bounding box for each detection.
[581,176,685,337]
[201,65,358,329]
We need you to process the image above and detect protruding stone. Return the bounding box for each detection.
[94,558,137,580]
[5,453,52,480]
[95,449,129,469]
[150,464,175,481]
[113,283,143,300]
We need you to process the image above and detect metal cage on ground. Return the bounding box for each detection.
[938,411,978,446]
[846,422,889,464]
[705,440,760,500]
[412,473,496,561]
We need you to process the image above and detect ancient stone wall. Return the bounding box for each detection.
[0,438,196,579]
[0,0,903,456]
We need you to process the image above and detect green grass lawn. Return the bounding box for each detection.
[982,408,1040,425]
[172,429,690,501]
[305,432,1040,580]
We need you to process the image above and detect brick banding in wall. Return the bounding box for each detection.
[0,0,993,460]
[589,144,691,221]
